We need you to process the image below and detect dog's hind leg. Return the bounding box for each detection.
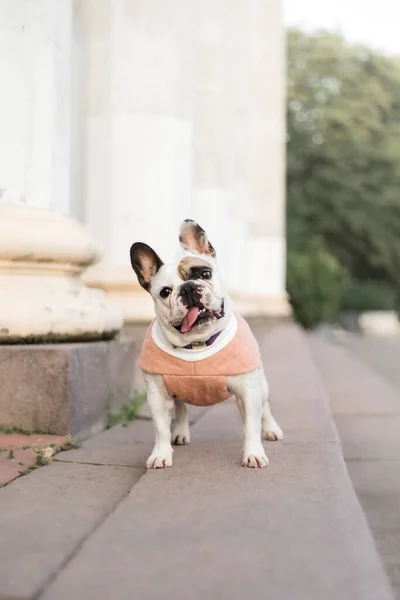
[260,370,283,441]
[171,400,190,445]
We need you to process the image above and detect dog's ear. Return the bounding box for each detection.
[130,242,164,291]
[179,219,216,258]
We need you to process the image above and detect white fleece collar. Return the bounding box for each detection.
[151,313,238,362]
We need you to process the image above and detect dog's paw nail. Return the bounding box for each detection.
[171,434,190,446]
[242,454,269,469]
[263,426,283,441]
[146,454,173,469]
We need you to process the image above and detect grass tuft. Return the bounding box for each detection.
[0,426,56,436]
[106,394,146,429]
[60,438,81,451]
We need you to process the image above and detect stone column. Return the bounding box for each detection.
[191,0,290,317]
[0,0,123,342]
[230,0,290,316]
[189,2,235,281]
[80,0,289,321]
[79,0,194,322]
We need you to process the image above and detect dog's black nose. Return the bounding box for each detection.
[180,281,201,306]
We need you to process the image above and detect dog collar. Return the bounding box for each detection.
[151,312,238,362]
[173,331,222,350]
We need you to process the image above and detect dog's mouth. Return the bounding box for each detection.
[175,300,225,334]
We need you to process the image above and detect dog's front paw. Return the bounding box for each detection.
[262,418,283,442]
[146,448,173,469]
[242,444,269,468]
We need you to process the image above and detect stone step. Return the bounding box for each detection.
[0,334,140,440]
[32,324,393,600]
[308,334,400,598]
[0,461,141,600]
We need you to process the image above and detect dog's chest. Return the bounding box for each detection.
[139,314,262,406]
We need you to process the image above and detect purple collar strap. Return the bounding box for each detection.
[174,331,222,350]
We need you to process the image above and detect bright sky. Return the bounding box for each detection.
[284,0,400,56]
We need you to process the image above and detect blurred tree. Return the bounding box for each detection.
[287,29,400,294]
[287,237,347,328]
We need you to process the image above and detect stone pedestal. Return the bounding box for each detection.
[83,264,155,324]
[0,206,123,343]
[0,206,131,437]
[0,336,140,439]
[232,292,291,319]
[0,1,129,436]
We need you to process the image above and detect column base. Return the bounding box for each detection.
[83,264,155,324]
[84,262,292,323]
[0,206,123,343]
[231,292,292,319]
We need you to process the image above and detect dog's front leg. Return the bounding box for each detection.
[228,370,269,468]
[143,373,174,469]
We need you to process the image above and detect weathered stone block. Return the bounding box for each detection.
[0,336,139,439]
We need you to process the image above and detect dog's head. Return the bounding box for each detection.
[130,220,229,347]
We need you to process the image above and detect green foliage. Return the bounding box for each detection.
[0,426,55,435]
[60,438,81,451]
[287,238,347,328]
[341,278,397,312]
[106,395,146,429]
[287,29,400,310]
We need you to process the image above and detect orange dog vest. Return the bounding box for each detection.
[139,314,262,406]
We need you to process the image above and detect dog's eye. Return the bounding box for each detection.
[200,269,212,280]
[160,287,172,299]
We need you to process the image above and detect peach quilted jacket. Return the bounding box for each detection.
[139,314,262,406]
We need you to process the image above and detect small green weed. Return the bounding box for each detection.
[35,454,50,467]
[61,438,81,451]
[18,465,38,477]
[0,426,56,435]
[106,394,146,429]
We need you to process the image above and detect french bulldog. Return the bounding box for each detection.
[130,219,282,469]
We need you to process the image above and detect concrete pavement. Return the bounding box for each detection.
[0,323,395,600]
[309,334,400,598]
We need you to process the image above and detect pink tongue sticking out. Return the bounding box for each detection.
[180,306,200,333]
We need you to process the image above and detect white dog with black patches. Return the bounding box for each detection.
[130,219,282,469]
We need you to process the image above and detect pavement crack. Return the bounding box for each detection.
[32,466,145,600]
[53,458,143,469]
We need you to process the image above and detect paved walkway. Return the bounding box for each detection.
[0,324,394,600]
[342,334,400,391]
[310,333,400,598]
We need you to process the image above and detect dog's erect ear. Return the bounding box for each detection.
[130,242,164,291]
[179,219,216,258]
